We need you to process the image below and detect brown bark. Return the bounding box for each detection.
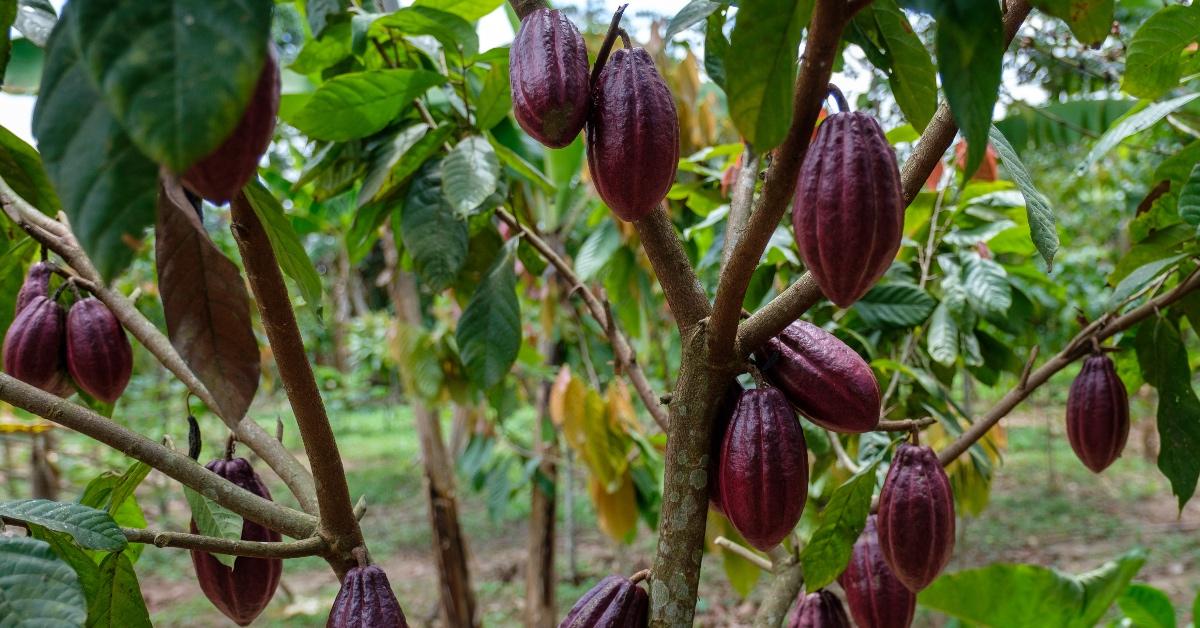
[527,328,562,628]
[29,432,59,500]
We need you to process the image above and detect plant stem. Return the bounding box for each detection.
[591,4,629,86]
[122,527,326,558]
[714,536,773,571]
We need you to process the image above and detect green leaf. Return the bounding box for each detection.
[70,0,271,170]
[0,235,36,338]
[858,0,937,131]
[359,122,455,206]
[1118,583,1176,628]
[457,238,521,389]
[307,0,348,38]
[0,499,126,551]
[473,54,511,131]
[284,69,445,141]
[1106,254,1184,311]
[0,123,60,214]
[936,0,1003,178]
[290,20,351,75]
[1075,93,1200,177]
[919,549,1146,627]
[575,221,621,282]
[77,467,147,564]
[799,460,879,591]
[962,254,1011,319]
[401,161,468,291]
[183,487,242,569]
[32,11,158,280]
[853,283,936,328]
[1028,0,1114,46]
[414,0,504,22]
[704,11,729,90]
[240,181,325,312]
[104,461,150,520]
[927,301,959,366]
[725,0,811,151]
[369,6,479,59]
[87,552,151,628]
[1135,318,1200,510]
[442,136,500,217]
[0,536,86,625]
[26,523,100,595]
[488,133,553,193]
[989,126,1058,270]
[1121,4,1200,100]
[1179,163,1200,227]
[664,0,722,42]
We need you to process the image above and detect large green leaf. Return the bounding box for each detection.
[1106,254,1184,310]
[1179,163,1200,228]
[456,238,521,389]
[358,122,455,206]
[0,123,60,214]
[183,487,242,568]
[799,459,879,591]
[664,0,722,42]
[1121,4,1200,100]
[442,136,499,217]
[0,535,86,625]
[1029,0,1113,46]
[240,181,325,312]
[70,0,271,171]
[1118,583,1176,628]
[0,499,126,551]
[855,0,936,131]
[704,10,729,90]
[413,0,504,22]
[77,466,148,564]
[32,9,158,280]
[87,552,151,628]
[962,253,1010,319]
[724,0,812,151]
[919,549,1146,627]
[488,133,553,193]
[1075,93,1200,177]
[575,221,621,282]
[25,523,101,605]
[0,235,36,338]
[989,126,1058,270]
[935,0,1003,178]
[284,69,444,141]
[401,161,468,291]
[307,0,348,37]
[369,7,478,59]
[473,54,511,131]
[926,301,959,366]
[1135,318,1200,510]
[853,283,936,328]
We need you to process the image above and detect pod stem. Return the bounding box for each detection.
[351,546,370,568]
[591,4,629,85]
[629,568,651,584]
[1089,336,1102,355]
[908,426,921,446]
[224,433,237,461]
[826,84,850,113]
[618,28,632,49]
[746,363,767,389]
[39,245,47,262]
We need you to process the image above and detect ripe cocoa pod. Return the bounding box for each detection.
[1066,354,1129,473]
[792,90,902,307]
[717,387,808,551]
[15,262,53,315]
[183,46,280,204]
[586,47,679,222]
[509,8,590,148]
[756,320,880,433]
[707,382,745,515]
[788,590,851,628]
[190,457,282,626]
[559,575,648,627]
[327,564,408,628]
[2,295,70,396]
[838,514,916,628]
[65,297,132,404]
[877,444,955,592]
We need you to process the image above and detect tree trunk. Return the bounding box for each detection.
[29,431,59,500]
[527,338,561,628]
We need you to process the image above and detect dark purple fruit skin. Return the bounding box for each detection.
[708,382,744,515]
[1066,354,1129,473]
[190,458,282,626]
[757,320,881,433]
[183,46,280,204]
[509,8,590,148]
[559,575,648,627]
[3,295,70,396]
[838,515,916,628]
[586,47,679,222]
[792,111,902,307]
[877,444,955,592]
[65,297,132,404]
[717,387,808,551]
[15,262,53,315]
[788,590,852,628]
[327,565,408,628]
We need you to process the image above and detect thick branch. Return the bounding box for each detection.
[0,373,317,539]
[229,195,362,561]
[721,147,759,269]
[737,273,822,356]
[634,206,713,331]
[497,209,669,430]
[752,556,803,628]
[122,527,327,558]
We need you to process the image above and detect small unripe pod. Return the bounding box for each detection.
[65,297,132,404]
[15,262,53,315]
[1066,354,1129,473]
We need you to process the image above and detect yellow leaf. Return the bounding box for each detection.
[560,375,588,450]
[388,321,443,401]
[582,387,629,491]
[605,379,641,434]
[589,472,637,543]
[549,365,573,428]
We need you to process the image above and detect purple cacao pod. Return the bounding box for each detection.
[586,47,679,222]
[65,297,132,404]
[559,575,648,627]
[708,382,745,515]
[788,590,851,628]
[183,46,280,204]
[792,110,902,307]
[509,8,590,148]
[15,262,53,315]
[838,515,916,628]
[327,564,408,628]
[877,444,955,592]
[2,295,70,396]
[717,387,808,551]
[1066,354,1129,473]
[756,320,880,433]
[190,457,283,626]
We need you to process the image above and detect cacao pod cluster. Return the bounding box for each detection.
[510,9,679,222]
[559,574,648,627]
[1065,352,1129,473]
[3,264,132,402]
[328,563,409,628]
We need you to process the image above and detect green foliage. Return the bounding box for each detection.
[989,126,1058,269]
[1135,317,1200,511]
[0,499,127,551]
[931,0,1003,178]
[400,160,469,291]
[442,137,500,217]
[0,535,87,625]
[798,458,880,592]
[182,487,243,569]
[242,181,325,312]
[456,238,520,389]
[1121,4,1200,99]
[1118,583,1177,628]
[1030,0,1113,46]
[848,0,936,131]
[285,69,445,141]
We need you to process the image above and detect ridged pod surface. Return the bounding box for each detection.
[838,515,916,628]
[792,110,902,307]
[707,382,744,515]
[1066,354,1129,473]
[717,387,808,551]
[183,46,280,204]
[756,320,880,433]
[2,295,70,396]
[559,575,648,627]
[788,590,851,628]
[327,565,408,628]
[15,262,53,315]
[509,9,590,148]
[877,444,955,592]
[190,458,282,626]
[65,297,132,404]
[586,48,679,222]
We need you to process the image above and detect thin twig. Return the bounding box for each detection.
[122,528,327,558]
[591,5,629,86]
[714,536,774,571]
[828,434,862,474]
